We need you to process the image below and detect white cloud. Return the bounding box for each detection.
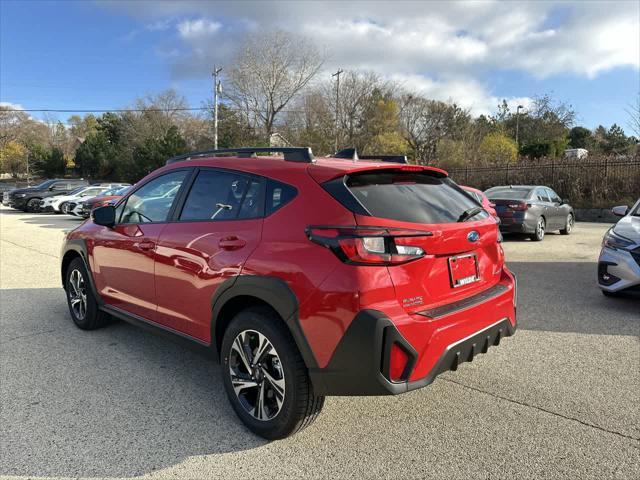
[177,19,221,39]
[102,1,640,116]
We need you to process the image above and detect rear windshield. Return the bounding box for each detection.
[486,188,530,200]
[344,171,486,224]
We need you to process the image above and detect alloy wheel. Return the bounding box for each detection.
[26,198,40,211]
[228,329,285,421]
[68,269,87,320]
[566,215,573,233]
[536,218,545,239]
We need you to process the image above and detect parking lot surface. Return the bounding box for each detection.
[1,206,638,479]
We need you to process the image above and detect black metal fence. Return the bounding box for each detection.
[446,157,640,208]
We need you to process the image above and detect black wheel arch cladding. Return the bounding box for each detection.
[210,275,318,369]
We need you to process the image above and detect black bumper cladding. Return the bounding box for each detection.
[309,310,516,396]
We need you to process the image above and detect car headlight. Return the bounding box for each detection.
[14,193,26,198]
[602,228,634,250]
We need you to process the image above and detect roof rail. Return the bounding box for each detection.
[166,147,314,165]
[333,148,407,164]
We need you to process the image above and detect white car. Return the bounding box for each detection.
[39,184,125,214]
[68,185,131,217]
[598,199,640,296]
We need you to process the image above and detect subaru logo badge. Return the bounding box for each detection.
[467,231,480,243]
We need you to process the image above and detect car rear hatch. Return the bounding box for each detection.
[311,164,504,314]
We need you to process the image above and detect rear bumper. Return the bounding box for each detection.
[310,271,517,396]
[498,212,537,234]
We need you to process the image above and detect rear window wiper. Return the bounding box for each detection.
[457,207,484,222]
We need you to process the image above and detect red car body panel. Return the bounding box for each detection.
[64,154,516,395]
[461,185,498,218]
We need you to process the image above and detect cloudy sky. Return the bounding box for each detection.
[1,0,638,131]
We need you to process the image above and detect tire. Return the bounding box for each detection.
[57,202,68,214]
[25,198,41,212]
[560,214,574,235]
[220,307,325,439]
[64,257,110,330]
[530,217,545,241]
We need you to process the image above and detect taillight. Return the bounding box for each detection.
[507,202,529,211]
[306,226,431,266]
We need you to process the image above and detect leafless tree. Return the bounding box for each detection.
[626,94,640,138]
[399,94,470,164]
[225,31,325,138]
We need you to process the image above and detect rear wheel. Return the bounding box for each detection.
[530,217,545,241]
[65,257,110,330]
[221,307,324,439]
[560,214,574,235]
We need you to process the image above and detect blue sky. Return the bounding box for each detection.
[1,0,638,133]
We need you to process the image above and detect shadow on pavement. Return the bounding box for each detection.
[0,207,84,230]
[1,288,266,478]
[508,261,639,336]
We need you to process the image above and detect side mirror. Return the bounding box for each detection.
[611,205,628,217]
[93,205,116,227]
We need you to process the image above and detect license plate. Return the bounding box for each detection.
[448,253,480,288]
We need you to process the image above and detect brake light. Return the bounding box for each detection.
[306,226,430,266]
[507,202,529,211]
[399,165,424,172]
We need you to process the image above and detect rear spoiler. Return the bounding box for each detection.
[333,148,407,164]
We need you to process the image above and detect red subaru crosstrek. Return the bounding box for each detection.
[60,147,516,439]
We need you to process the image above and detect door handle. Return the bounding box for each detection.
[137,241,156,251]
[219,236,246,250]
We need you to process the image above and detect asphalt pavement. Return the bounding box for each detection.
[1,206,638,479]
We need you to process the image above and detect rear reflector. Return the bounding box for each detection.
[389,344,409,382]
[306,226,431,266]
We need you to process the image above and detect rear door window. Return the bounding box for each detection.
[344,171,487,224]
[545,188,561,203]
[179,169,263,221]
[535,188,550,202]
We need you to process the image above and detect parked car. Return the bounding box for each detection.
[41,183,129,214]
[597,199,640,296]
[461,186,498,219]
[485,185,574,241]
[70,185,131,218]
[5,179,89,212]
[60,147,517,439]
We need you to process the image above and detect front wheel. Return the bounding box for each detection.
[25,198,41,212]
[65,257,110,330]
[221,307,324,439]
[530,217,546,241]
[560,214,574,235]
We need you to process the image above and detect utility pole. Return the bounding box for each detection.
[332,69,343,153]
[212,66,223,149]
[515,104,524,151]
